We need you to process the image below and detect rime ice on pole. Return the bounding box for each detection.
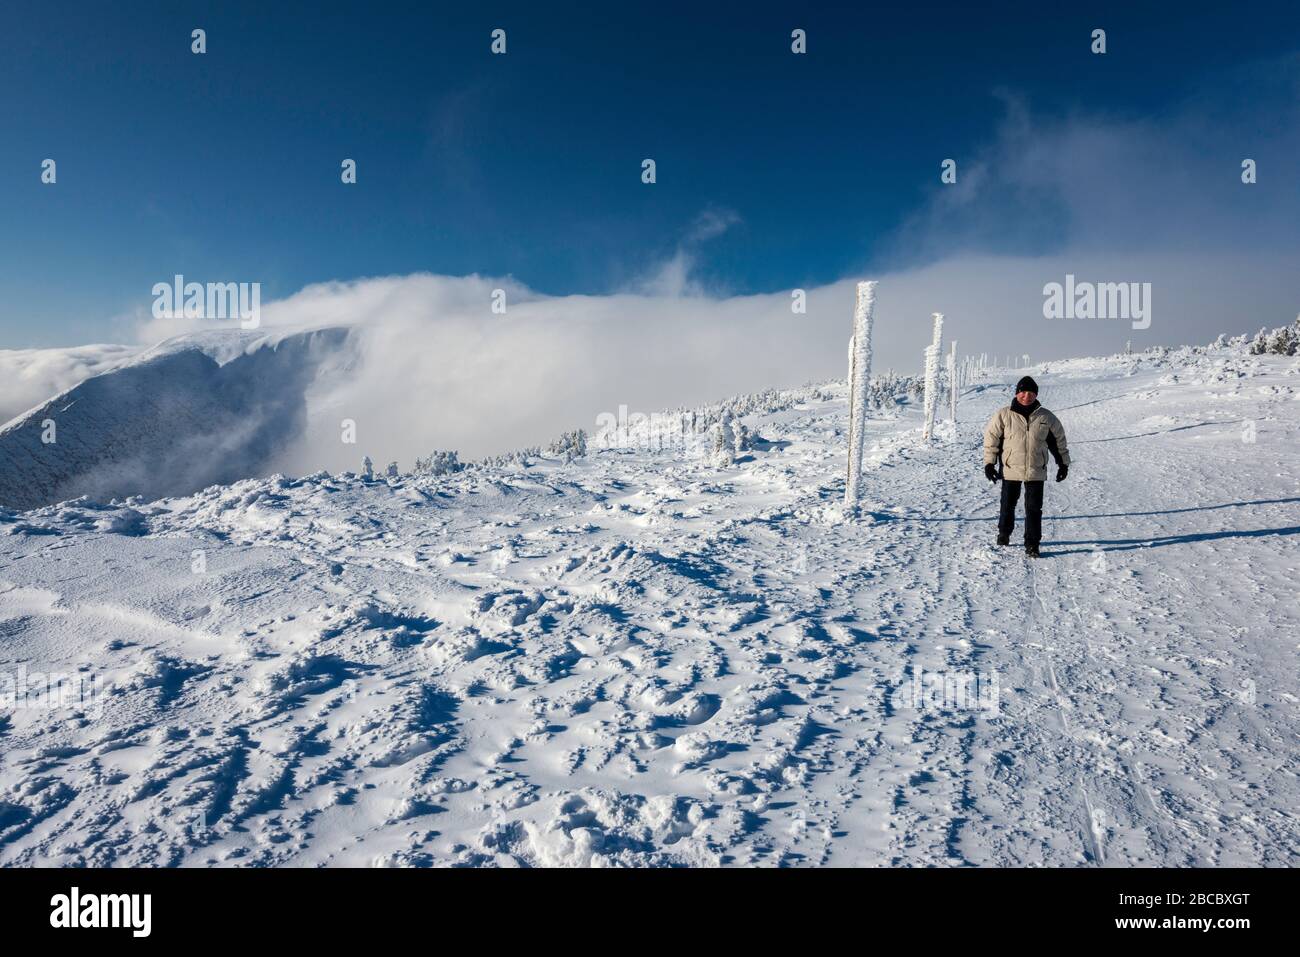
[948,340,957,425]
[845,280,876,507]
[922,313,943,443]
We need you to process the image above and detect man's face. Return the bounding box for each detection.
[1016,390,1038,406]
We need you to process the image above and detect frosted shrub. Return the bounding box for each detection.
[477,447,541,469]
[1266,326,1298,356]
[547,428,588,462]
[732,420,753,454]
[712,417,736,466]
[869,370,913,410]
[1228,318,1300,356]
[414,450,463,476]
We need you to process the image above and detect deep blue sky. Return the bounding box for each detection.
[3,1,1299,346]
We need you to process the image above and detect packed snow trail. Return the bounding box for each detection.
[0,348,1296,866]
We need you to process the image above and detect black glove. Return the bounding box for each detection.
[984,463,998,483]
[1056,464,1068,483]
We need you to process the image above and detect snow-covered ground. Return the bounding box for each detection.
[1,347,1297,866]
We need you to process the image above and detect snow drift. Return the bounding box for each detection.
[0,327,351,511]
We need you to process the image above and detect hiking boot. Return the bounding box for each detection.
[1025,544,1040,558]
[996,534,1010,546]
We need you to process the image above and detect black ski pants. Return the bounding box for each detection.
[999,479,1044,548]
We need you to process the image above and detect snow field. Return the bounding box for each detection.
[0,346,1297,866]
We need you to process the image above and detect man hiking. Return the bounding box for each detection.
[982,375,1070,558]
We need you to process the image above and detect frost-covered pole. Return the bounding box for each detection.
[922,348,936,440]
[922,312,943,442]
[847,335,856,424]
[845,280,877,507]
[948,340,957,424]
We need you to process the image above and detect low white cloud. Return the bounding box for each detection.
[18,242,1296,481]
[164,249,1299,478]
[263,271,847,472]
[0,344,141,426]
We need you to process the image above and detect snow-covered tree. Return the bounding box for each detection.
[361,455,373,481]
[845,280,877,506]
[386,461,399,479]
[732,419,753,455]
[547,428,588,462]
[414,450,463,476]
[477,447,540,469]
[1267,325,1297,356]
[712,416,736,466]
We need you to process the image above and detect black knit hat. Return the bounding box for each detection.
[1015,375,1039,394]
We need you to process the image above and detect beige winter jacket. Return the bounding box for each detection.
[983,404,1070,482]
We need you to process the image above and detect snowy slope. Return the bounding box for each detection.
[0,346,1297,866]
[0,328,351,511]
